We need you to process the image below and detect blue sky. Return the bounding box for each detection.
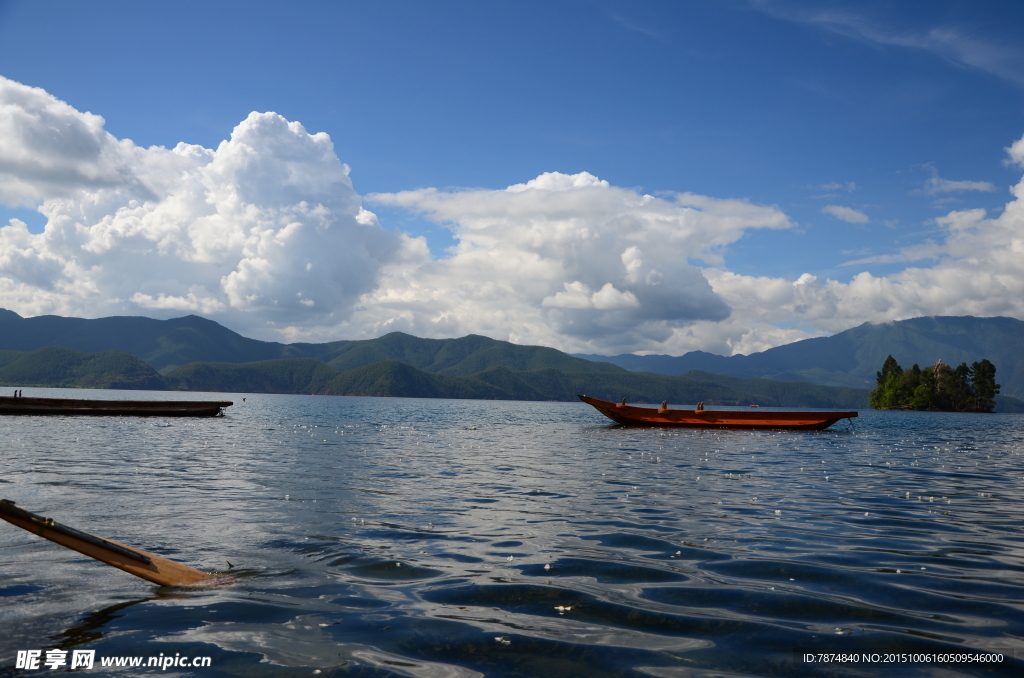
[1,0,1023,355]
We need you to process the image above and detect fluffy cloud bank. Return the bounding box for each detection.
[0,75,795,351]
[357,172,792,352]
[0,76,398,336]
[3,74,1024,357]
[362,159,1024,356]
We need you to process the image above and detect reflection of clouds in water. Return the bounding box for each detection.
[3,396,1024,672]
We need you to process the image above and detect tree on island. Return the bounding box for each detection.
[869,355,999,412]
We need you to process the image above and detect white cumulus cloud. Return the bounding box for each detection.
[0,78,142,207]
[0,75,399,336]
[4,74,1024,360]
[359,172,793,352]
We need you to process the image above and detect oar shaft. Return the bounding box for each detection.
[1,499,214,587]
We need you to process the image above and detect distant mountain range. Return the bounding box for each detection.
[575,316,1024,399]
[0,309,869,408]
[0,309,1021,411]
[0,308,617,376]
[0,346,869,408]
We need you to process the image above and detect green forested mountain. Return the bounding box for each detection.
[0,347,166,390]
[3,309,1022,410]
[0,309,620,376]
[164,359,869,407]
[166,358,343,395]
[321,361,512,400]
[0,345,870,407]
[7,340,1023,410]
[0,309,290,372]
[575,316,1024,398]
[314,331,622,376]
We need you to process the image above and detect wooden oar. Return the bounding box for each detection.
[0,499,230,587]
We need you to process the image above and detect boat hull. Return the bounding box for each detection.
[578,395,856,430]
[0,395,232,417]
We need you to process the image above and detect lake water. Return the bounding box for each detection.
[2,388,1023,677]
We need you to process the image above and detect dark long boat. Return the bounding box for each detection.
[578,395,856,430]
[0,395,232,417]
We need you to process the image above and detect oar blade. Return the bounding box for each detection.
[0,500,225,587]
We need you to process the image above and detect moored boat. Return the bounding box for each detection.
[578,395,856,430]
[0,395,232,417]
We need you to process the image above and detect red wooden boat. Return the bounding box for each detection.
[578,395,857,430]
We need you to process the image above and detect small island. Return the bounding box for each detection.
[869,355,999,412]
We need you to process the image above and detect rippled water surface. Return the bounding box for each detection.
[2,389,1024,677]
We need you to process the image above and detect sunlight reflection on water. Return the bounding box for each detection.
[2,390,1023,676]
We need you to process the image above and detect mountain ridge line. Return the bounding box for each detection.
[0,310,1021,408]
